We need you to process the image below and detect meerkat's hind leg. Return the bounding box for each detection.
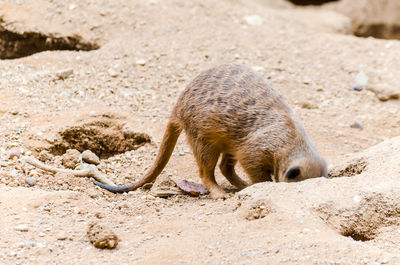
[199,161,227,199]
[189,139,227,199]
[219,153,248,190]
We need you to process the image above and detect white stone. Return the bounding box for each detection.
[15,224,29,232]
[244,15,263,26]
[355,72,368,87]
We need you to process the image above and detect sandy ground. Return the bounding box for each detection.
[1,0,400,264]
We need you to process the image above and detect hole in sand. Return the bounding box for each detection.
[353,23,400,40]
[0,19,99,59]
[287,0,338,6]
[329,1,400,40]
[48,120,151,159]
[342,230,371,242]
[25,113,152,159]
[316,193,400,242]
[328,158,367,178]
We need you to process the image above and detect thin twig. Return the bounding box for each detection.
[24,156,115,186]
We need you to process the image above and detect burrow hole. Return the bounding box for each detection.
[342,229,372,242]
[287,0,338,6]
[31,116,152,159]
[0,20,99,59]
[328,158,367,178]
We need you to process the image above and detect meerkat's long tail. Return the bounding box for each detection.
[93,118,183,193]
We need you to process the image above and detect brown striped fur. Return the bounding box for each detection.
[94,64,327,199]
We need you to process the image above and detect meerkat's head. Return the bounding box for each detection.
[278,154,328,182]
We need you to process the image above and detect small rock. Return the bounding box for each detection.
[15,224,29,232]
[57,233,68,240]
[244,15,263,26]
[350,120,363,130]
[56,69,74,80]
[87,222,119,249]
[355,72,368,88]
[351,84,362,91]
[82,150,100,165]
[252,66,265,72]
[135,59,146,66]
[61,149,81,169]
[107,68,119,77]
[25,177,37,187]
[8,147,21,159]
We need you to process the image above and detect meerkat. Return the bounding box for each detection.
[93,64,327,199]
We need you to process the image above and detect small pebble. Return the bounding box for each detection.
[38,150,53,162]
[135,59,146,66]
[82,150,100,165]
[61,149,81,169]
[351,84,362,91]
[350,120,363,130]
[25,177,37,187]
[108,68,119,77]
[8,147,21,159]
[56,69,74,80]
[15,224,29,232]
[244,15,263,26]
[87,222,119,249]
[57,233,68,240]
[355,72,368,87]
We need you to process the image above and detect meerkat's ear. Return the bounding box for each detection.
[285,167,301,180]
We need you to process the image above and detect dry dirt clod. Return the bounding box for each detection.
[81,150,100,165]
[61,149,81,169]
[87,222,119,249]
[38,150,53,162]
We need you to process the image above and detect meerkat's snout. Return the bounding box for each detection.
[279,155,328,182]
